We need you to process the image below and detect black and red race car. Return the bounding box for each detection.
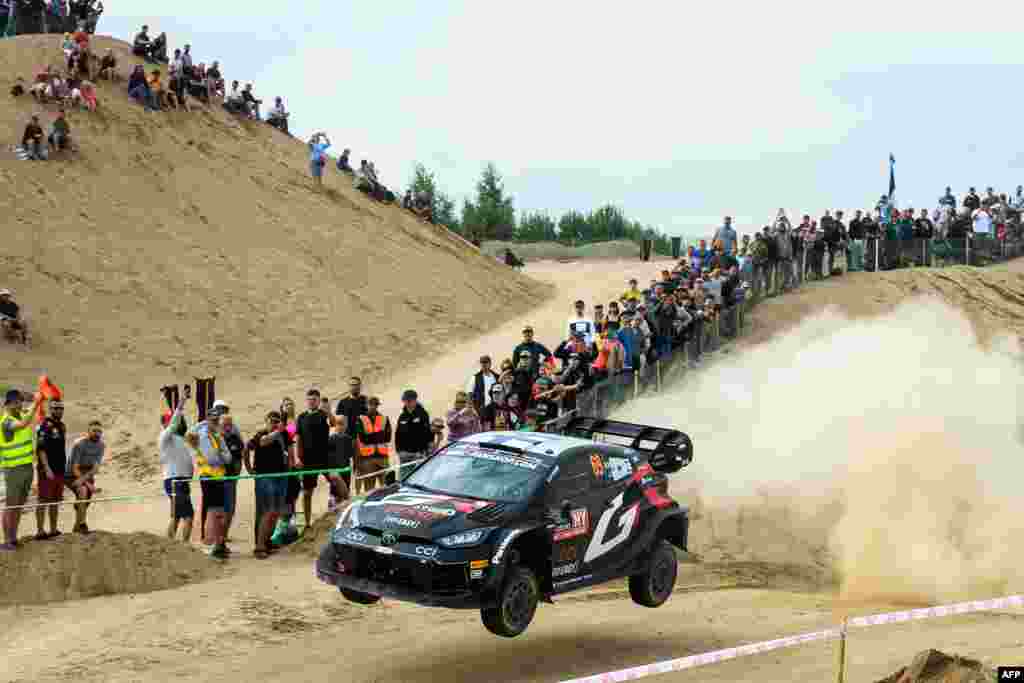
[316,417,693,637]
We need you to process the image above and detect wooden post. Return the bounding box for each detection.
[836,618,848,683]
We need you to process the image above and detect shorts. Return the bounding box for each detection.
[163,478,194,520]
[254,477,287,513]
[222,479,238,515]
[301,453,328,491]
[37,470,65,502]
[200,479,226,511]
[285,472,301,505]
[67,476,96,499]
[3,464,34,507]
[355,455,389,481]
[310,159,324,178]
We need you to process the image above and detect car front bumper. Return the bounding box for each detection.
[315,542,492,609]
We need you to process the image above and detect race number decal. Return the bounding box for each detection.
[583,492,639,564]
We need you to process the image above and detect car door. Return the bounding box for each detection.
[545,450,596,589]
[578,446,641,577]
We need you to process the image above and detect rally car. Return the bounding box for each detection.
[316,417,693,637]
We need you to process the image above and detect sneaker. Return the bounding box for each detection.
[0,543,15,552]
[209,545,229,559]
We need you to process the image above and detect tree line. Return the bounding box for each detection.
[407,162,675,254]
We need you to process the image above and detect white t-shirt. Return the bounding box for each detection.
[567,316,595,345]
[971,209,993,235]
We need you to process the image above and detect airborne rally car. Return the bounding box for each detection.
[316,417,693,637]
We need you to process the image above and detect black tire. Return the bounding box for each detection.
[481,565,540,637]
[628,539,678,608]
[339,587,381,605]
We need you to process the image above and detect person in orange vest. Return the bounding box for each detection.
[353,396,391,495]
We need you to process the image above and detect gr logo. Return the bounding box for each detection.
[999,667,1024,680]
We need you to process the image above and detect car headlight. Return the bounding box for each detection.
[335,502,361,531]
[437,527,496,548]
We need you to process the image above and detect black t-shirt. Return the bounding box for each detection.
[223,428,245,476]
[35,417,67,473]
[480,404,512,431]
[335,395,368,436]
[0,299,18,319]
[296,410,330,461]
[328,432,353,469]
[248,429,289,474]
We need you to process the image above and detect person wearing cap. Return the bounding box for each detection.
[567,300,595,346]
[186,407,232,557]
[445,391,480,442]
[66,419,105,534]
[0,289,28,344]
[512,326,552,378]
[480,385,513,432]
[395,389,432,470]
[466,356,499,415]
[353,397,391,494]
[34,398,68,540]
[334,376,368,438]
[213,399,245,539]
[160,389,193,542]
[295,388,345,534]
[554,329,592,368]
[132,24,151,58]
[1,390,44,550]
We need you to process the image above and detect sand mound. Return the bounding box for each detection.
[287,508,346,557]
[0,531,223,605]
[875,649,996,683]
[1,33,548,445]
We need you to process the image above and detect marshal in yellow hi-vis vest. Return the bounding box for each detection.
[0,414,34,469]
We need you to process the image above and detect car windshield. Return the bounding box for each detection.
[405,443,550,503]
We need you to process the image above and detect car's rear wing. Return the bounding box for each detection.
[560,417,693,473]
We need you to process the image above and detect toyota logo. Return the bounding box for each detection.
[381,532,398,546]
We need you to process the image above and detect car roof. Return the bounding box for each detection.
[458,431,601,460]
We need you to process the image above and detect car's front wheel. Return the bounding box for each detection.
[628,539,677,607]
[339,587,382,605]
[481,566,540,637]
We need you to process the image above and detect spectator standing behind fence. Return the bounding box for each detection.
[159,390,193,543]
[327,417,353,495]
[353,396,390,495]
[34,399,66,540]
[1,391,44,551]
[567,299,596,345]
[847,210,866,271]
[395,390,432,468]
[245,411,290,559]
[713,216,737,255]
[67,420,104,534]
[446,391,481,441]
[187,407,231,559]
[295,389,344,532]
[512,327,553,377]
[480,386,512,431]
[467,356,499,416]
[215,400,244,540]
[335,377,367,437]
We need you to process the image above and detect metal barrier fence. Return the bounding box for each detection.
[539,234,1022,432]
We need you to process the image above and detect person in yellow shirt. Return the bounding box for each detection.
[186,407,232,558]
[622,278,642,303]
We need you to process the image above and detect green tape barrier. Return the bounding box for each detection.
[195,459,423,482]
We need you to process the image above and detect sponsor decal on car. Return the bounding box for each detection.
[414,545,438,557]
[590,453,605,478]
[552,561,579,577]
[553,573,592,589]
[384,515,420,529]
[553,508,590,542]
[584,492,640,563]
[557,543,578,562]
[470,559,490,569]
[470,569,485,579]
[344,530,369,544]
[467,450,541,470]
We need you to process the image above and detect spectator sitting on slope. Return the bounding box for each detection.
[266,97,289,133]
[97,48,116,81]
[150,32,169,63]
[206,61,224,100]
[241,83,261,119]
[47,109,71,153]
[223,80,245,114]
[336,148,353,174]
[132,24,151,58]
[0,289,28,344]
[21,114,46,161]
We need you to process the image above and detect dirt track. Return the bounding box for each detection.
[5,259,1024,683]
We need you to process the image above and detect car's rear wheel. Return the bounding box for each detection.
[339,587,382,605]
[481,566,540,637]
[628,539,677,607]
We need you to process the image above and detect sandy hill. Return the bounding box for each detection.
[0,34,549,431]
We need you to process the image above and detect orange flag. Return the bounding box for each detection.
[35,376,62,423]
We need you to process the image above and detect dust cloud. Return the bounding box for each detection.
[615,298,1024,602]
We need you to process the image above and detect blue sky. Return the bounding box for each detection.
[104,2,1024,238]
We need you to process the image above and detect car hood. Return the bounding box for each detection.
[353,486,501,540]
